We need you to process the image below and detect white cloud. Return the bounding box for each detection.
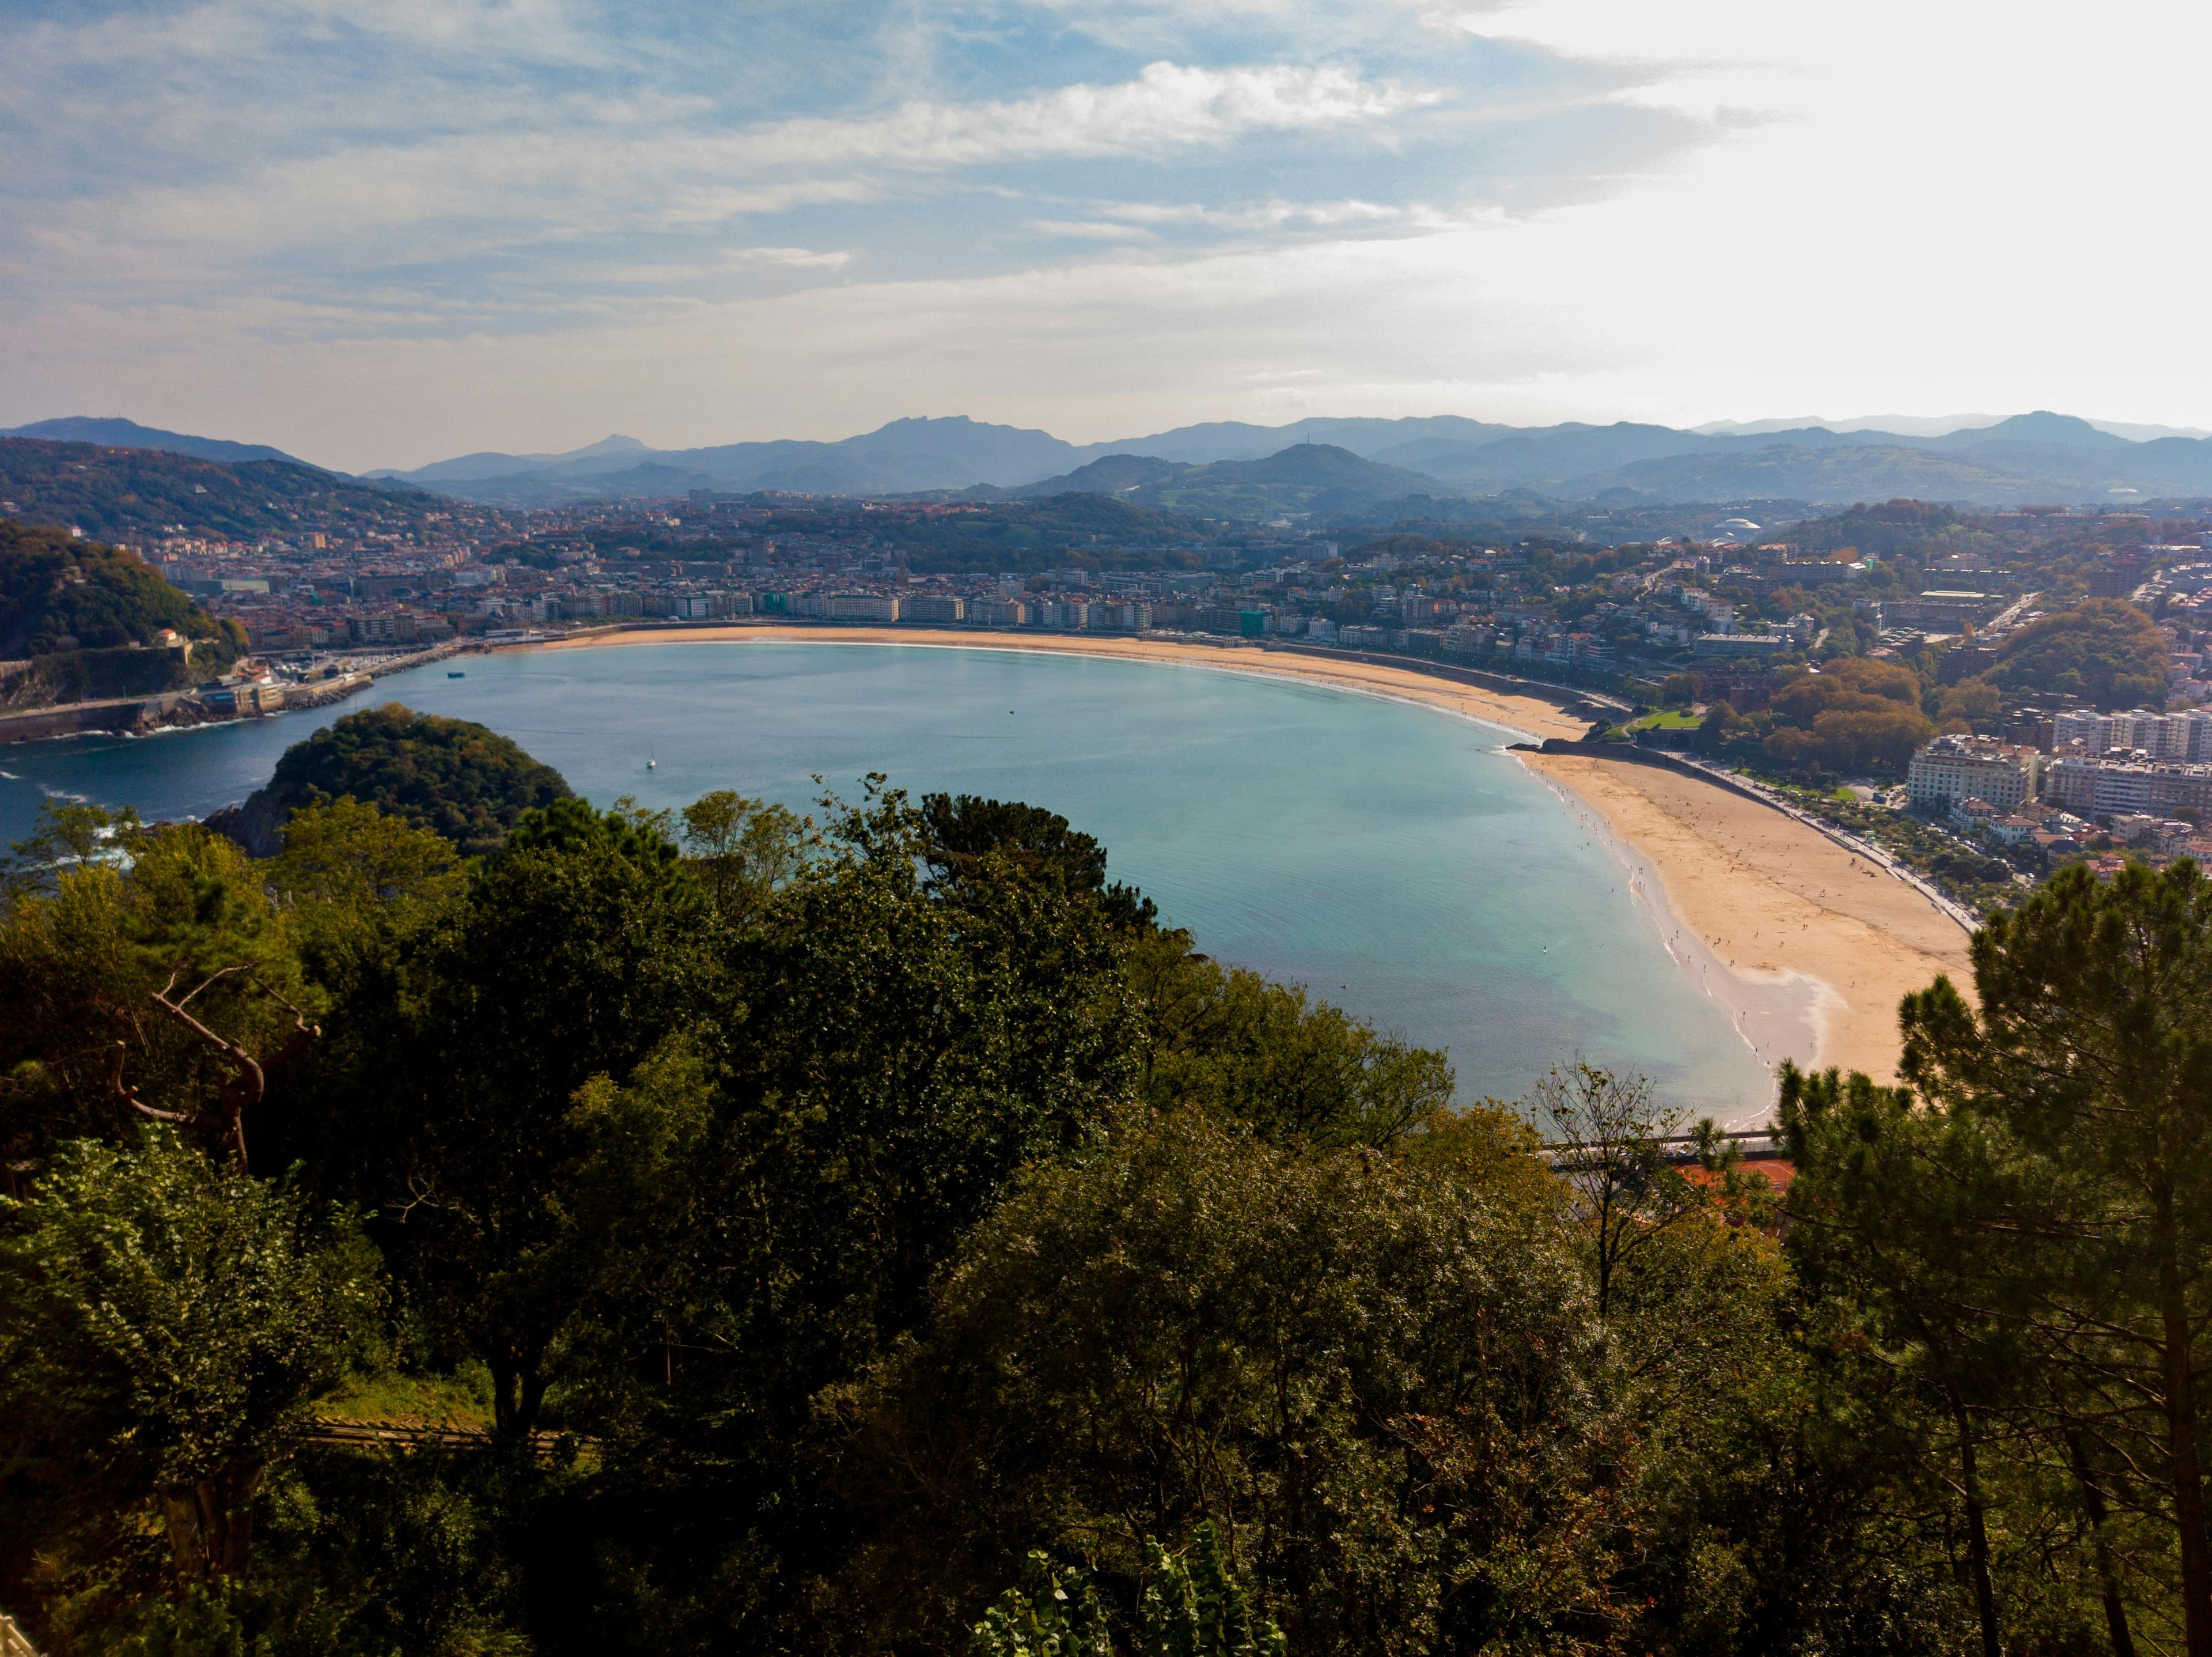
[1100,196,1434,231]
[734,61,1438,171]
[723,246,855,268]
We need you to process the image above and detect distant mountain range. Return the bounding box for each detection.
[351,410,2212,510]
[0,416,306,467]
[17,408,2212,515]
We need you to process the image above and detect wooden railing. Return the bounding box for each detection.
[298,1417,570,1458]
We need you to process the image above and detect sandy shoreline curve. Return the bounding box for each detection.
[1521,753,1972,1084]
[524,624,1971,1084]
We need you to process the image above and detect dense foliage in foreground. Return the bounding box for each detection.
[4,750,2212,1654]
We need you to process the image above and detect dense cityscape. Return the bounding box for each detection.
[14,459,2188,915]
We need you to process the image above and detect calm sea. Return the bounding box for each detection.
[0,641,1771,1114]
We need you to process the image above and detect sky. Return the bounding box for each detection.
[3,0,2210,471]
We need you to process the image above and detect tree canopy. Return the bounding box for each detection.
[10,751,2212,1655]
[217,702,574,856]
[1748,655,1936,774]
[1986,597,2169,709]
[0,519,234,660]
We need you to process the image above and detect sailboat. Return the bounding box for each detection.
[646,742,657,771]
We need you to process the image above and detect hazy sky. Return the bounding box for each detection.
[4,0,2207,470]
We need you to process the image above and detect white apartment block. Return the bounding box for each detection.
[2052,707,2212,759]
[2045,756,2212,818]
[1907,735,2043,814]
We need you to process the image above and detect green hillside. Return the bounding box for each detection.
[0,437,454,541]
[0,519,234,658]
[214,702,574,856]
[1778,498,2006,560]
[1986,597,2169,709]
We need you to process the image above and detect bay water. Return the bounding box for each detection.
[0,640,1772,1114]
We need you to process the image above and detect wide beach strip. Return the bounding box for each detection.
[1522,752,1973,1083]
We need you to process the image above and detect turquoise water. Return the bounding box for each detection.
[0,641,1771,1113]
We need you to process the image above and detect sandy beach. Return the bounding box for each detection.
[529,623,1969,1085]
[1522,753,1973,1084]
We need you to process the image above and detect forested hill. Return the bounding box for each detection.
[0,519,236,660]
[0,437,450,541]
[210,702,574,856]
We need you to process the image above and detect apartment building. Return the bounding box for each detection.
[1083,601,1151,632]
[2053,707,2212,760]
[1906,735,2043,814]
[2044,755,2212,818]
[899,595,965,624]
[823,593,900,623]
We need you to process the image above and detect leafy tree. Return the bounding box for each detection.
[1755,656,1934,776]
[679,788,806,917]
[1124,929,1452,1149]
[260,797,468,1004]
[1694,698,1745,754]
[1933,675,2002,732]
[312,796,713,1438]
[3,797,140,897]
[1533,1064,1707,1320]
[0,1130,379,1590]
[0,816,320,1178]
[922,792,1157,929]
[830,1114,1615,1657]
[969,1524,1283,1657]
[265,796,465,920]
[1134,1524,1286,1657]
[969,1550,1112,1657]
[1890,860,2212,1656]
[1778,1068,2053,1657]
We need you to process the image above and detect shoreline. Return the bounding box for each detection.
[1521,752,1972,1085]
[1524,765,1832,1128]
[526,624,1601,745]
[521,624,1968,1085]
